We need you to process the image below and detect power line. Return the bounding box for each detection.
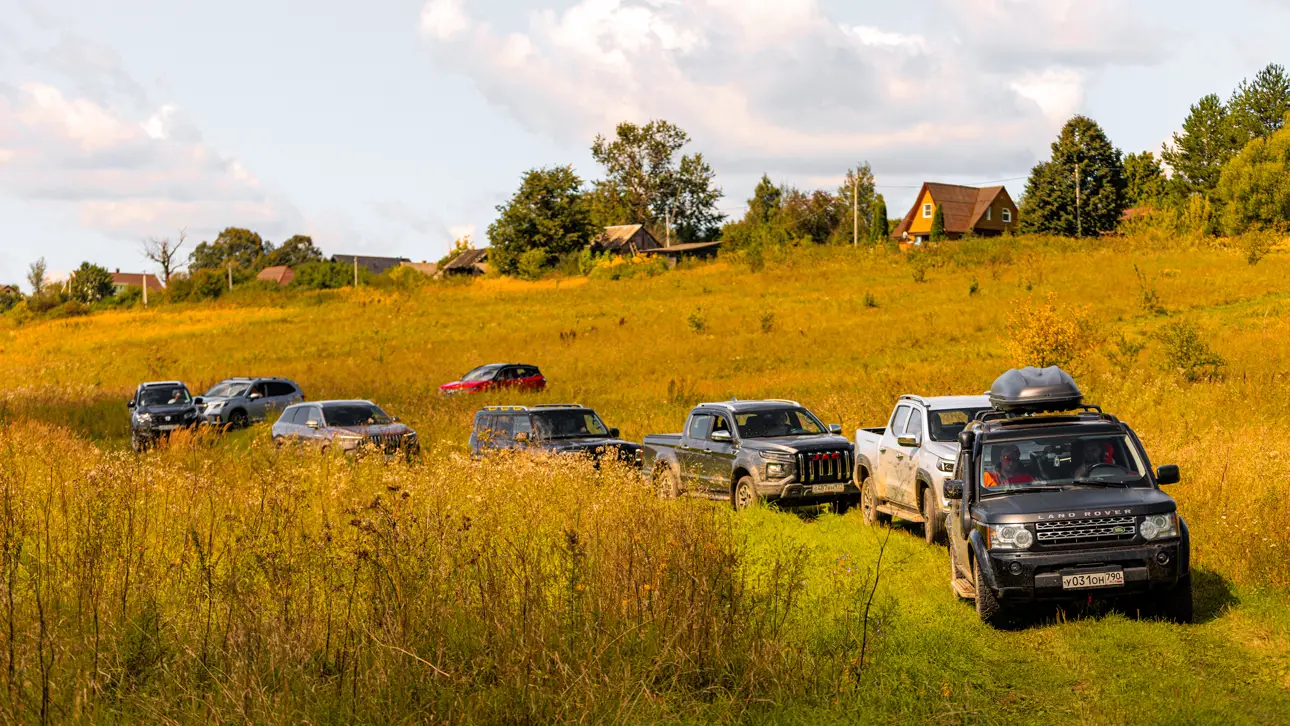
[874,175,1028,190]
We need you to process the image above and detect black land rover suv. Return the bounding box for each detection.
[469,404,641,465]
[129,381,199,452]
[944,367,1191,627]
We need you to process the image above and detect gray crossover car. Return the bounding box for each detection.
[271,400,419,457]
[197,377,304,428]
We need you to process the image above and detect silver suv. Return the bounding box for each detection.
[197,377,305,428]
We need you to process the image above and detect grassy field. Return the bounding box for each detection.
[1,236,1289,722]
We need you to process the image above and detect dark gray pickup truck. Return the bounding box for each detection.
[642,400,858,511]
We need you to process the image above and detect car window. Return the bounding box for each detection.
[928,408,989,442]
[514,415,533,437]
[138,386,191,407]
[301,406,322,425]
[204,381,250,398]
[250,382,267,396]
[532,410,608,439]
[890,406,913,436]
[687,414,714,440]
[462,365,503,382]
[906,410,924,438]
[712,416,732,438]
[267,382,297,397]
[734,408,826,438]
[322,404,392,427]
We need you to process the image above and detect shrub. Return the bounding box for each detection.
[863,291,878,308]
[0,286,22,312]
[1241,230,1277,265]
[294,261,359,290]
[1134,265,1166,315]
[587,255,668,281]
[51,301,90,318]
[1004,294,1096,371]
[968,277,980,296]
[517,249,550,280]
[1158,320,1226,382]
[687,308,707,334]
[385,264,429,289]
[760,311,775,333]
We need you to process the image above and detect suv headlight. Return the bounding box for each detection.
[206,400,225,412]
[1140,513,1179,541]
[987,524,1034,550]
[135,413,152,423]
[937,459,955,473]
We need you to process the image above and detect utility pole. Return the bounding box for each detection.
[142,275,148,307]
[665,206,670,247]
[353,257,359,287]
[852,171,859,247]
[1074,164,1082,238]
[227,262,233,291]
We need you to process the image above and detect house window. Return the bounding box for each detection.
[985,207,992,221]
[1002,208,1012,223]
[922,203,933,218]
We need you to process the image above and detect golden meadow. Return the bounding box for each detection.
[1,235,1288,723]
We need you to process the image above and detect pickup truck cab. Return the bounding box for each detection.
[854,395,990,543]
[944,367,1191,627]
[642,400,857,511]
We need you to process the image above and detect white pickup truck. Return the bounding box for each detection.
[853,395,990,543]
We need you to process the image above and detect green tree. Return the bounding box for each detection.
[26,257,47,295]
[832,163,876,245]
[1229,63,1290,144]
[189,227,267,272]
[745,174,783,225]
[265,235,323,268]
[1021,115,1126,237]
[1161,94,1239,198]
[68,262,115,303]
[293,260,363,289]
[869,195,889,243]
[590,120,724,241]
[929,204,947,241]
[1123,151,1167,207]
[487,166,595,276]
[781,188,842,244]
[1217,125,1290,234]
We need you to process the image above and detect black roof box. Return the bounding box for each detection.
[989,367,1083,413]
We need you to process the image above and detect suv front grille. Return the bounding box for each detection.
[1035,516,1136,545]
[366,434,404,453]
[797,450,852,484]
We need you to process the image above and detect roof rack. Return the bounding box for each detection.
[482,405,528,412]
[532,403,584,409]
[142,381,185,387]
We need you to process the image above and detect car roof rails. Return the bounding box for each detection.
[482,405,528,412]
[532,403,583,409]
[142,380,185,387]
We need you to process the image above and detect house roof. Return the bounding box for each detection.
[256,265,294,285]
[595,224,660,252]
[443,248,489,270]
[330,254,411,274]
[891,183,1011,238]
[111,271,164,289]
[401,262,438,276]
[639,240,723,255]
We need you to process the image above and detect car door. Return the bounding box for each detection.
[246,381,270,421]
[699,414,739,495]
[892,408,925,507]
[515,367,544,392]
[680,413,714,491]
[949,450,974,579]
[263,382,295,419]
[877,405,912,500]
[299,405,325,447]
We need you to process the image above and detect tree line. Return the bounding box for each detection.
[1021,62,1290,237]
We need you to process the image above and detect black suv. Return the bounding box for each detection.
[469,404,640,465]
[129,381,199,451]
[944,367,1191,627]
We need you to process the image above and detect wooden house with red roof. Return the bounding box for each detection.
[891,183,1019,244]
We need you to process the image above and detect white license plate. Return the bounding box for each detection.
[1061,570,1125,590]
[812,484,845,494]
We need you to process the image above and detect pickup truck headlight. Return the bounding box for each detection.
[937,459,955,473]
[336,434,364,451]
[1140,513,1179,541]
[766,462,789,478]
[987,524,1034,550]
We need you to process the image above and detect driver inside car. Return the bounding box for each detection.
[983,444,1036,487]
[1073,440,1115,478]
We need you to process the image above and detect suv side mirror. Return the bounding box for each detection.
[193,397,204,406]
[944,479,965,500]
[306,420,320,429]
[127,399,136,409]
[1156,465,1180,485]
[711,430,732,443]
[609,427,621,438]
[828,424,843,434]
[897,433,921,448]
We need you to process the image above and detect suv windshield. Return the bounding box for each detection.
[979,432,1149,495]
[532,410,609,439]
[928,408,990,442]
[462,365,503,382]
[205,381,250,398]
[323,404,392,427]
[139,387,191,407]
[735,408,826,438]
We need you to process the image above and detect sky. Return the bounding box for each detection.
[1,0,1288,289]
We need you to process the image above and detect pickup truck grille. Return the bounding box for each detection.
[1035,516,1136,545]
[797,450,852,484]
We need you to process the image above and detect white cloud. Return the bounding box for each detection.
[417,0,1166,178]
[0,83,300,240]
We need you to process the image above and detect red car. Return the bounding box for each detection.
[440,363,546,395]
